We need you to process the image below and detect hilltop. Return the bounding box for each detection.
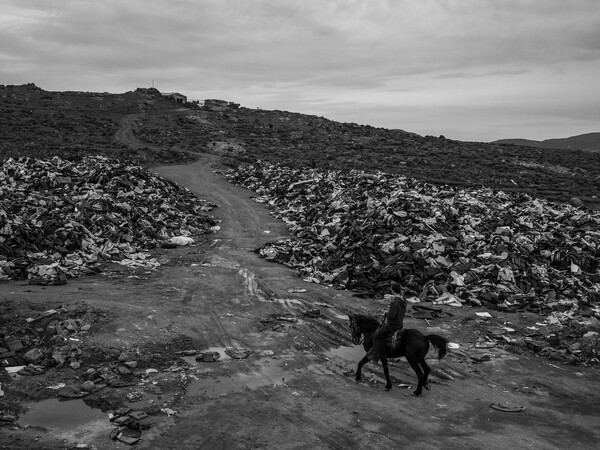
[2,83,600,208]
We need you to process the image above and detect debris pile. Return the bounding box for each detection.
[0,304,104,373]
[226,162,600,324]
[0,156,219,283]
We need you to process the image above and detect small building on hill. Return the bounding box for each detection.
[161,92,187,104]
[204,99,240,110]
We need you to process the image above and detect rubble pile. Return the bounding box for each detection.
[0,304,103,373]
[226,162,600,324]
[0,156,219,283]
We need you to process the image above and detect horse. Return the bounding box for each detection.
[349,313,448,396]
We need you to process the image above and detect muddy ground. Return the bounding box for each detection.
[1,154,600,449]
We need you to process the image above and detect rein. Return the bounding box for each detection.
[350,315,370,346]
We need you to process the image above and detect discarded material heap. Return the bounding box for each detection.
[0,156,218,283]
[226,162,600,322]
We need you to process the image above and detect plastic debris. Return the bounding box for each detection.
[224,348,250,359]
[225,162,600,361]
[490,402,526,412]
[0,156,219,283]
[196,351,221,362]
[161,408,177,416]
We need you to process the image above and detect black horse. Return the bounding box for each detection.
[349,313,448,396]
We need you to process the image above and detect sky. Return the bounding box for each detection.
[1,0,599,142]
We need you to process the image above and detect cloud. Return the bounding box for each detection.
[1,0,599,141]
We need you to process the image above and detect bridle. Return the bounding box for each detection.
[349,315,363,345]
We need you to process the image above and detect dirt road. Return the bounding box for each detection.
[147,157,600,450]
[2,116,599,449]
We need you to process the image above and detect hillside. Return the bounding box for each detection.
[2,83,600,209]
[495,132,600,152]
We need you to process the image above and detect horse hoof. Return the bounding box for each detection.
[424,384,430,391]
[385,385,392,391]
[413,391,422,396]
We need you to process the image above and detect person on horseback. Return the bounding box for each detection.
[370,282,407,362]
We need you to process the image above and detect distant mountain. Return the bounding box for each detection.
[494,132,600,152]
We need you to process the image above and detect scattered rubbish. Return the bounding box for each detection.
[287,288,307,293]
[196,351,221,362]
[0,383,3,397]
[145,368,159,375]
[168,235,195,246]
[224,348,250,359]
[0,413,17,422]
[175,350,198,356]
[433,293,462,307]
[475,312,493,319]
[161,408,177,416]
[490,402,526,413]
[46,383,66,390]
[304,309,321,318]
[128,411,148,420]
[111,427,142,445]
[447,342,460,349]
[471,354,492,363]
[126,392,143,402]
[397,384,411,389]
[17,364,45,376]
[25,308,62,323]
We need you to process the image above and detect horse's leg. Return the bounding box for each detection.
[420,359,431,390]
[382,354,392,391]
[355,355,370,382]
[408,357,425,396]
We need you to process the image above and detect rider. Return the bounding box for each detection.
[371,282,407,361]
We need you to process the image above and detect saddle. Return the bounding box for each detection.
[385,328,407,351]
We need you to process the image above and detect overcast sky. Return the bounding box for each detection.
[2,0,599,142]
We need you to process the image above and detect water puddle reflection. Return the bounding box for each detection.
[187,358,291,397]
[19,398,110,435]
[325,345,366,362]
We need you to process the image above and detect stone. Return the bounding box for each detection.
[52,351,66,366]
[81,381,96,392]
[583,331,599,340]
[24,348,44,364]
[6,340,23,352]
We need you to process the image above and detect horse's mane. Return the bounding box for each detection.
[353,313,380,332]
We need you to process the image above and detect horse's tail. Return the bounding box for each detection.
[426,334,448,360]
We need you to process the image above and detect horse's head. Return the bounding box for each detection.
[349,314,362,345]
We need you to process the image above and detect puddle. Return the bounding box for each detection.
[187,358,292,397]
[325,345,366,362]
[18,398,110,436]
